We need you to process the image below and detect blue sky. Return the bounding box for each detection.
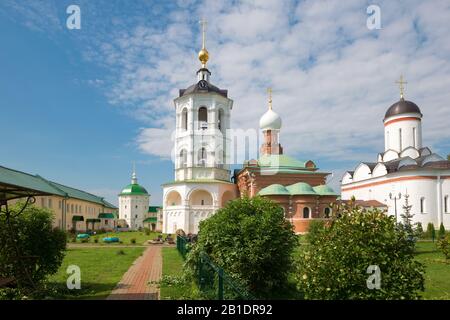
[1,0,449,206]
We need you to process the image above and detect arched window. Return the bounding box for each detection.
[324,207,331,218]
[198,107,208,129]
[181,108,188,130]
[444,195,448,213]
[218,109,224,132]
[303,207,310,219]
[180,149,188,168]
[420,197,425,213]
[399,128,402,150]
[198,147,207,167]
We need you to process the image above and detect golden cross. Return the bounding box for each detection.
[267,87,273,110]
[199,19,207,49]
[396,75,407,99]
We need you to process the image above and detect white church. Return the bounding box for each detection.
[118,167,150,230]
[162,21,237,234]
[341,77,450,229]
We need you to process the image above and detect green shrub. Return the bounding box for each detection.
[296,203,425,299]
[0,202,67,291]
[306,219,326,244]
[426,223,435,239]
[416,222,424,238]
[185,196,297,299]
[130,238,136,244]
[117,249,126,255]
[0,288,25,300]
[80,237,90,243]
[144,228,151,236]
[94,237,99,243]
[437,235,450,259]
[438,223,446,239]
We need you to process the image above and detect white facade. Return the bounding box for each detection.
[118,171,150,230]
[342,97,450,229]
[163,182,237,234]
[119,195,149,230]
[162,59,238,234]
[384,112,422,153]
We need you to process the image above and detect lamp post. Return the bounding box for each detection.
[389,192,402,222]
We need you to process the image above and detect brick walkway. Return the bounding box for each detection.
[107,246,162,300]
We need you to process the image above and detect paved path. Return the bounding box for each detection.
[107,246,162,300]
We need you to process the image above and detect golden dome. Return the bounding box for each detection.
[198,48,209,66]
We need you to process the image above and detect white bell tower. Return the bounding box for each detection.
[162,19,238,235]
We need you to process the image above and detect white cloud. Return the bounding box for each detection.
[5,0,450,166]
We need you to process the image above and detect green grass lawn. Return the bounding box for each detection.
[48,247,145,299]
[70,231,166,246]
[160,247,199,300]
[415,241,450,300]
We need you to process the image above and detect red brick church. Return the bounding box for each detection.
[235,90,339,233]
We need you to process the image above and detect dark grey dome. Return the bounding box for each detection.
[384,99,422,120]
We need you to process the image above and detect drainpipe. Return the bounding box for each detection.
[62,197,68,232]
[437,173,442,227]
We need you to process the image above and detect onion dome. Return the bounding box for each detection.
[260,88,282,130]
[384,98,422,120]
[119,183,148,196]
[119,167,149,196]
[385,75,422,120]
[259,109,282,130]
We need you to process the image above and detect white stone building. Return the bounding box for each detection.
[341,84,450,229]
[118,169,150,230]
[162,24,238,234]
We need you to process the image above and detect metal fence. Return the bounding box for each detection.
[176,235,255,300]
[176,235,190,259]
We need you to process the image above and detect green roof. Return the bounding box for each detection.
[0,166,65,201]
[258,154,307,168]
[119,183,149,196]
[0,165,118,209]
[286,182,317,195]
[50,181,117,209]
[98,213,115,219]
[143,217,158,223]
[148,206,161,213]
[313,185,338,196]
[259,183,337,197]
[86,218,101,223]
[258,184,291,196]
[72,215,84,221]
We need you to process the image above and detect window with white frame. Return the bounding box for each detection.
[303,207,311,219]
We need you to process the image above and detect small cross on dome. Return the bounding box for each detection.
[267,87,273,110]
[396,75,408,100]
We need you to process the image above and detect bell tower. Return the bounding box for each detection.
[162,19,238,235]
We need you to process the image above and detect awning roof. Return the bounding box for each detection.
[72,215,84,222]
[143,217,157,223]
[86,218,101,223]
[98,213,116,219]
